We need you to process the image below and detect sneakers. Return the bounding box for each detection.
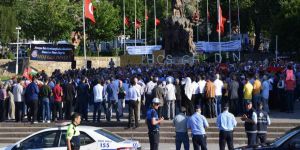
[47,120,51,123]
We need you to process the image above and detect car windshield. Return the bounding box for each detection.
[270,129,299,147]
[95,129,125,142]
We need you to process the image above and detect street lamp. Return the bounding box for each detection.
[16,26,21,75]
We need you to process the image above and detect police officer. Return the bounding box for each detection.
[256,102,271,144]
[241,101,257,146]
[67,113,81,150]
[146,98,164,150]
[216,104,237,150]
[187,105,209,150]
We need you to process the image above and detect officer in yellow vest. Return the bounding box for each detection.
[67,113,81,150]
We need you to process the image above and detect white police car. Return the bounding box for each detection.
[0,125,141,150]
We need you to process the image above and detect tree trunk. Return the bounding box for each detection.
[254,19,261,52]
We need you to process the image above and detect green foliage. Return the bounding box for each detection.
[0,3,17,46]
[86,0,121,41]
[271,0,300,52]
[15,0,79,42]
[7,51,15,59]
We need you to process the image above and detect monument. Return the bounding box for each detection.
[163,0,200,56]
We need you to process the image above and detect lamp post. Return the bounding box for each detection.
[16,26,21,75]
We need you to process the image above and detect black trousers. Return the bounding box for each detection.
[53,101,62,121]
[192,134,207,150]
[64,100,73,120]
[229,98,239,116]
[29,100,38,123]
[186,100,194,116]
[257,133,267,144]
[219,130,234,150]
[128,100,139,127]
[148,131,160,150]
[0,100,6,122]
[206,98,216,118]
[15,102,24,122]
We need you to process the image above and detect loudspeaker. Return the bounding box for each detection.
[71,61,76,69]
[87,60,92,69]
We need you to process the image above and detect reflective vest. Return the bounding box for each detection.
[257,110,268,134]
[245,108,257,133]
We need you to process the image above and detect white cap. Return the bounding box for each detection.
[152,98,160,104]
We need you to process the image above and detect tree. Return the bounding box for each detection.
[271,0,300,53]
[0,2,17,47]
[86,0,121,41]
[15,0,79,42]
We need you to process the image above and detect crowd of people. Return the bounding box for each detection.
[0,60,299,126]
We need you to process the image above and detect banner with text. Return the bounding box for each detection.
[127,45,161,55]
[195,40,241,52]
[30,44,74,62]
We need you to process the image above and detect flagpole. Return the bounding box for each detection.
[83,0,87,68]
[217,0,221,58]
[237,0,241,40]
[145,0,147,47]
[166,0,168,17]
[196,0,199,42]
[207,0,209,42]
[123,0,126,55]
[135,0,137,47]
[229,0,232,40]
[154,0,157,46]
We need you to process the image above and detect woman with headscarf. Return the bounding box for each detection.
[183,77,194,116]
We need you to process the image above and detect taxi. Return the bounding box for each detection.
[0,125,141,150]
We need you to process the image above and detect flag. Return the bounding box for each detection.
[155,18,160,26]
[145,13,149,21]
[124,16,130,27]
[216,6,226,33]
[23,67,38,80]
[85,0,96,23]
[135,19,141,29]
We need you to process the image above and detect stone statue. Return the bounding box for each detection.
[163,0,201,56]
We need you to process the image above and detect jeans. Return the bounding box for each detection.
[261,97,269,113]
[93,101,106,122]
[175,100,181,115]
[166,100,175,119]
[175,132,189,150]
[15,102,24,122]
[246,133,257,146]
[128,100,139,127]
[215,96,222,116]
[206,98,216,118]
[192,134,207,150]
[107,100,119,121]
[252,94,261,110]
[42,98,50,121]
[286,90,295,112]
[219,130,234,150]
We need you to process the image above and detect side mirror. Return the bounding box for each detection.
[290,141,300,150]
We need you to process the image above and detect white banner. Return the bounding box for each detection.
[195,40,241,52]
[127,45,161,55]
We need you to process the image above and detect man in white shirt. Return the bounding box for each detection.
[93,79,105,122]
[165,79,176,120]
[198,75,206,114]
[145,77,157,110]
[13,78,24,122]
[214,74,224,116]
[133,77,142,121]
[126,78,139,128]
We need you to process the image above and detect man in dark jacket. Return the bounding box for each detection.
[25,76,40,124]
[63,79,76,120]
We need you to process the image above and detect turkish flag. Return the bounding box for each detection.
[85,0,96,23]
[145,14,149,21]
[124,16,130,26]
[135,19,141,29]
[216,6,226,34]
[155,18,160,26]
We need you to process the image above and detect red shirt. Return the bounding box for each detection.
[53,84,63,102]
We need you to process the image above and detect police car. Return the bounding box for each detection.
[0,125,141,150]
